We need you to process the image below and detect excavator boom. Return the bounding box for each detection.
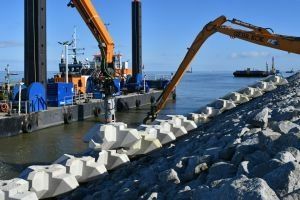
[144,15,300,123]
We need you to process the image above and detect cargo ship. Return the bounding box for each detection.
[233,57,277,77]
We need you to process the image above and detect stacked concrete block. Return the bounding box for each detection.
[222,92,249,104]
[130,133,162,155]
[263,75,288,85]
[97,150,130,170]
[238,87,263,99]
[54,154,107,183]
[166,115,197,131]
[189,113,209,124]
[209,99,236,113]
[88,123,141,151]
[252,81,277,92]
[140,125,176,145]
[19,164,78,199]
[0,178,38,200]
[103,123,141,150]
[201,106,220,117]
[155,119,187,138]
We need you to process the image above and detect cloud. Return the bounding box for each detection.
[230,51,270,59]
[0,41,23,48]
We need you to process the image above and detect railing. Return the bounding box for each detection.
[145,74,172,81]
[63,93,94,106]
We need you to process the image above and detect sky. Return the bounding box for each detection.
[0,0,300,72]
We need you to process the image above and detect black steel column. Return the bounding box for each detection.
[24,0,47,86]
[132,0,142,77]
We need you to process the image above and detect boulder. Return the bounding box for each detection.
[158,169,180,184]
[193,175,279,200]
[206,162,237,184]
[250,108,269,129]
[272,121,300,134]
[263,161,300,197]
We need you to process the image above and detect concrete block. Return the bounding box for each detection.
[252,81,277,92]
[140,125,176,145]
[88,139,102,151]
[54,154,107,183]
[99,124,117,150]
[130,133,162,155]
[201,106,220,117]
[238,87,263,98]
[155,120,187,138]
[166,115,198,131]
[209,99,236,113]
[20,164,78,199]
[222,92,249,104]
[98,123,141,150]
[97,150,130,170]
[263,75,288,85]
[189,113,209,124]
[0,178,38,200]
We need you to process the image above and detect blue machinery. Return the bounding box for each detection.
[13,82,47,113]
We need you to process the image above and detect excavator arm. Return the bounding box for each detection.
[68,0,115,77]
[144,15,300,123]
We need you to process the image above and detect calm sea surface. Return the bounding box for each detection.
[0,71,274,179]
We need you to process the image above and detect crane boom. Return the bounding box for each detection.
[68,0,114,64]
[144,15,300,123]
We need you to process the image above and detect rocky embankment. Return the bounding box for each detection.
[63,73,300,200]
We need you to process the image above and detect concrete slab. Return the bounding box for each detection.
[54,154,107,183]
[19,164,78,199]
[166,115,198,131]
[237,87,263,99]
[97,150,130,170]
[0,178,38,200]
[222,92,249,104]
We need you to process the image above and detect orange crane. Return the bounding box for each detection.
[144,15,300,123]
[68,0,115,78]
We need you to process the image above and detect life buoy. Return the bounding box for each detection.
[94,107,101,117]
[0,103,9,113]
[64,112,73,124]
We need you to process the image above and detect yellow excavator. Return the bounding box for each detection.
[144,15,300,123]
